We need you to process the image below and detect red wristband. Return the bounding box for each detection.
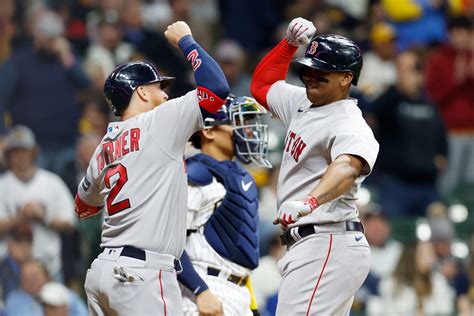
[304,195,319,210]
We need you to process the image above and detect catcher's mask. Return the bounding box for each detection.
[201,96,271,168]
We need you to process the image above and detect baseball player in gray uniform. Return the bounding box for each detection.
[251,18,379,315]
[74,21,229,316]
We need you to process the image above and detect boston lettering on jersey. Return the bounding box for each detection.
[96,128,141,173]
[284,130,307,162]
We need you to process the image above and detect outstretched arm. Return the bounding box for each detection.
[275,154,364,227]
[250,18,315,109]
[178,251,224,315]
[307,154,364,205]
[165,22,229,113]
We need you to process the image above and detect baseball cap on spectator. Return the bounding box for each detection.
[10,222,33,242]
[215,40,245,63]
[370,23,396,44]
[359,202,386,220]
[428,217,454,241]
[34,11,65,38]
[39,282,70,306]
[4,125,37,152]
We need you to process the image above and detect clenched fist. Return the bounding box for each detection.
[196,289,224,316]
[286,17,316,47]
[274,196,319,227]
[164,21,192,48]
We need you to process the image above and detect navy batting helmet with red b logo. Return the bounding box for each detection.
[104,61,175,116]
[293,34,363,85]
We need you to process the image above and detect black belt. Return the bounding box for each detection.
[120,246,146,260]
[280,221,365,248]
[106,246,182,272]
[186,229,198,236]
[207,267,248,286]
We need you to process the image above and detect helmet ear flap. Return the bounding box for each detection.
[104,86,131,117]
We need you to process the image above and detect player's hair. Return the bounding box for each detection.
[392,242,432,305]
[189,132,203,149]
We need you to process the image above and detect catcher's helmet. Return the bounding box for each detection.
[293,34,363,85]
[191,96,271,168]
[104,61,175,116]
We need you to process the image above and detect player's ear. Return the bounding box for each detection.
[201,128,216,142]
[340,73,353,87]
[136,86,149,102]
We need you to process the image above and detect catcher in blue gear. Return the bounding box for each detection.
[179,96,271,316]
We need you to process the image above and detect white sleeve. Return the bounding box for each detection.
[266,81,307,128]
[329,118,379,176]
[142,90,204,159]
[47,176,76,225]
[77,148,104,207]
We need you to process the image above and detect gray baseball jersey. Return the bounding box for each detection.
[77,90,203,258]
[267,81,379,225]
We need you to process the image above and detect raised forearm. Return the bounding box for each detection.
[250,39,297,109]
[178,35,229,112]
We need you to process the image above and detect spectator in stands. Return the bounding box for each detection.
[120,0,192,96]
[0,0,15,64]
[40,282,88,316]
[366,241,455,315]
[382,0,448,51]
[363,204,403,281]
[86,0,124,43]
[0,126,75,281]
[428,214,472,314]
[0,9,90,177]
[6,260,87,316]
[63,132,103,194]
[78,95,110,136]
[358,23,398,101]
[0,223,32,301]
[353,204,403,312]
[215,39,251,96]
[370,49,448,218]
[5,260,49,316]
[40,282,70,316]
[218,0,279,53]
[425,16,474,197]
[84,15,134,92]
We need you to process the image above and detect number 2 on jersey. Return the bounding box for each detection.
[104,164,131,215]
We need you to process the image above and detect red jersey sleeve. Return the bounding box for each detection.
[250,39,298,110]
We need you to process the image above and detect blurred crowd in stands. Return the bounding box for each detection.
[0,0,473,315]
